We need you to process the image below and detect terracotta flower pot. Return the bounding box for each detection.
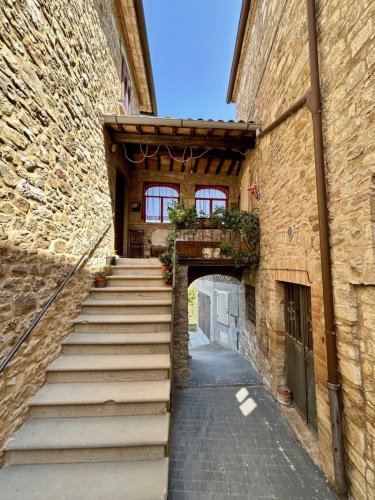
[95,277,107,288]
[161,264,168,273]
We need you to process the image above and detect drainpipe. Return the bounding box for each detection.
[306,0,347,497]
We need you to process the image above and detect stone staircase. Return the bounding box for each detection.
[0,258,172,500]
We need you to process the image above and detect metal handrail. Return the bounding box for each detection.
[0,215,114,374]
[169,234,177,399]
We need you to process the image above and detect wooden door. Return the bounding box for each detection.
[285,283,317,432]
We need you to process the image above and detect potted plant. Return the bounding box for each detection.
[219,240,232,258]
[106,247,117,266]
[162,270,173,286]
[168,199,198,233]
[94,267,108,288]
[159,252,172,273]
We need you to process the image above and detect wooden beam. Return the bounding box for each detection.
[113,133,254,150]
[204,158,213,174]
[215,158,225,175]
[226,159,237,176]
[157,155,161,171]
[169,156,173,172]
[144,156,149,170]
[235,159,242,176]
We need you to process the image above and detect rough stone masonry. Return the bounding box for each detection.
[0,0,142,460]
[232,0,375,498]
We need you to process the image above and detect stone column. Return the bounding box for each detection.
[172,265,189,382]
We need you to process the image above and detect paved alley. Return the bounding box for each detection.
[168,345,334,499]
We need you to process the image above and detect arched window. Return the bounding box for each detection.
[195,185,229,217]
[142,183,179,223]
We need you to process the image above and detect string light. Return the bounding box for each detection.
[121,143,243,169]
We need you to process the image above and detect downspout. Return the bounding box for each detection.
[306,0,347,497]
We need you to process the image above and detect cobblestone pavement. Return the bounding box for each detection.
[168,345,334,499]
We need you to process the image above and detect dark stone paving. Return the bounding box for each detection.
[169,345,334,499]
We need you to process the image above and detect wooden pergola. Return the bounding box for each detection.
[104,116,260,176]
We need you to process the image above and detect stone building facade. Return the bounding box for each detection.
[229,0,375,497]
[0,0,155,459]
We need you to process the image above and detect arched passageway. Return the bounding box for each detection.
[172,265,243,382]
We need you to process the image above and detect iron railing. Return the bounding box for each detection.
[0,215,114,374]
[169,234,177,398]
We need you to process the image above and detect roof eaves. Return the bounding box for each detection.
[103,115,260,131]
[134,0,157,116]
[226,0,252,104]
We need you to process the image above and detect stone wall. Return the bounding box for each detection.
[0,0,139,457]
[172,266,189,381]
[233,0,375,496]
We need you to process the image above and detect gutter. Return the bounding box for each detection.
[306,0,347,496]
[134,0,158,116]
[226,0,251,104]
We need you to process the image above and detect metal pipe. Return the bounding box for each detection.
[0,215,114,375]
[306,0,347,496]
[257,92,310,139]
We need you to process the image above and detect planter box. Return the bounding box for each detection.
[176,241,221,258]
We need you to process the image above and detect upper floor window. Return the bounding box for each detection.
[195,185,229,217]
[121,56,131,115]
[142,183,179,223]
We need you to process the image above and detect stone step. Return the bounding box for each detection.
[106,276,165,287]
[116,258,160,265]
[5,414,170,465]
[81,299,172,316]
[62,332,171,355]
[29,380,171,418]
[47,354,171,382]
[0,459,169,499]
[110,265,162,276]
[73,314,171,334]
[89,287,172,300]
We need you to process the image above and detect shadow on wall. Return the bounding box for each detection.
[0,237,111,461]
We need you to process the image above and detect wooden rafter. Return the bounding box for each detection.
[169,156,173,172]
[235,159,242,176]
[113,133,254,150]
[226,159,237,176]
[157,155,161,171]
[204,158,213,174]
[215,158,225,175]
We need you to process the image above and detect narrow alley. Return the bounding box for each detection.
[168,343,334,499]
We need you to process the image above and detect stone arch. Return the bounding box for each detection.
[172,264,243,383]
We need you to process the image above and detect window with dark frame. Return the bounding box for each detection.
[245,285,256,325]
[121,56,131,115]
[142,183,179,223]
[195,185,229,218]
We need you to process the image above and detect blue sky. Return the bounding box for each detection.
[143,0,242,120]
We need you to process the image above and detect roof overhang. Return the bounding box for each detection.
[104,115,260,176]
[226,0,252,104]
[116,0,157,115]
